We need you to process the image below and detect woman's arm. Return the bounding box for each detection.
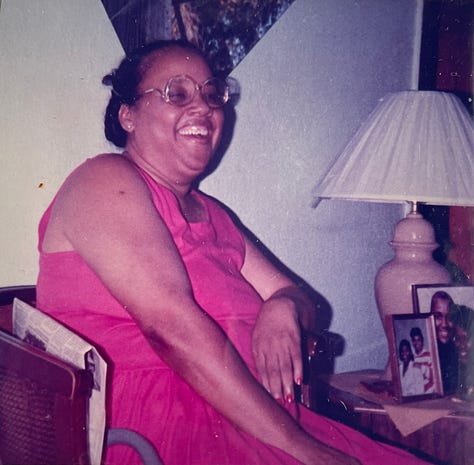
[45,155,357,465]
[241,237,316,330]
[241,236,316,403]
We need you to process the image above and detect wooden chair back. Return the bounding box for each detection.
[0,285,36,333]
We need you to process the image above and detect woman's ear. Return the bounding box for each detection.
[118,104,135,133]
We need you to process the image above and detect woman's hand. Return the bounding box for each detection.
[240,237,316,404]
[252,294,303,403]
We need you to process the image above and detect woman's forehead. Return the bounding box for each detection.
[142,47,211,82]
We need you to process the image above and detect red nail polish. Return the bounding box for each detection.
[295,377,302,386]
[286,394,294,404]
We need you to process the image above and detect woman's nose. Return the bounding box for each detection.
[188,89,213,114]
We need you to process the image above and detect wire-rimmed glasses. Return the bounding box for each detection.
[139,75,230,109]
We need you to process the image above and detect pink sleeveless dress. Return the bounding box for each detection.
[37,158,429,465]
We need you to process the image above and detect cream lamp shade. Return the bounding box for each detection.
[313,91,474,206]
[313,90,474,377]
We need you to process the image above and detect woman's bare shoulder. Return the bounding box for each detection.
[49,153,151,229]
[69,153,140,182]
[58,153,149,200]
[44,154,153,252]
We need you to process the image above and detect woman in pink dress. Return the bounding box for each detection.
[37,41,431,465]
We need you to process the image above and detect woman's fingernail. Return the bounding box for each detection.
[286,394,294,404]
[295,377,302,386]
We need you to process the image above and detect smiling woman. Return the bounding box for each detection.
[36,40,432,465]
[116,45,224,190]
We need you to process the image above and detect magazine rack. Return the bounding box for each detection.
[0,329,92,465]
[0,285,162,465]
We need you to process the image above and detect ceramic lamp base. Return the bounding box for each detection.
[375,211,451,380]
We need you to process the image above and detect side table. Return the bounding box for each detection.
[314,370,474,465]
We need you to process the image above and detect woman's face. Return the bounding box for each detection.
[400,344,411,363]
[411,334,423,354]
[431,298,455,344]
[121,47,225,187]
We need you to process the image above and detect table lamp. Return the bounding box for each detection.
[312,90,474,375]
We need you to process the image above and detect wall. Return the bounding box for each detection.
[0,0,422,372]
[0,0,123,284]
[201,0,423,372]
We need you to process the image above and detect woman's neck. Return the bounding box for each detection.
[122,150,192,200]
[402,361,410,374]
[121,151,206,222]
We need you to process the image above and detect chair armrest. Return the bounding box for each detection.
[299,330,345,409]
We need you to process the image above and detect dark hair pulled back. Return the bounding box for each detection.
[102,40,205,148]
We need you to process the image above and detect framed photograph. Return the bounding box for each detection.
[412,284,474,314]
[388,313,443,401]
[412,284,474,399]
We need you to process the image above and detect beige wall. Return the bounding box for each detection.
[0,0,123,285]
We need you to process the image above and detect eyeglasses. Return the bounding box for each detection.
[139,75,230,109]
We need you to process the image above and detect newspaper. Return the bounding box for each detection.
[12,298,107,465]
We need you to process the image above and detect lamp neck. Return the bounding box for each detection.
[390,208,438,249]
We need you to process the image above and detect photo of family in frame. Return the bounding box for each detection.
[412,284,474,400]
[389,313,443,401]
